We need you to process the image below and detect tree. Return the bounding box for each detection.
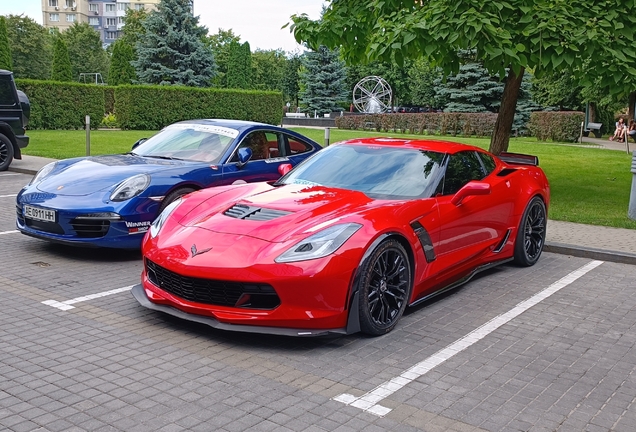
[407,59,443,108]
[226,41,252,89]
[120,8,148,49]
[205,28,240,87]
[0,16,12,71]
[108,39,136,85]
[252,49,286,92]
[436,61,504,113]
[291,1,636,154]
[133,0,216,86]
[299,46,348,115]
[282,53,302,106]
[51,35,72,82]
[63,23,109,82]
[5,15,52,80]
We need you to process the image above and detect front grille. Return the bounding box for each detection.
[146,259,280,309]
[25,218,65,234]
[224,204,291,221]
[70,218,110,238]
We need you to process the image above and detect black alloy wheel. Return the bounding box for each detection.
[0,133,14,172]
[513,196,546,267]
[359,239,412,336]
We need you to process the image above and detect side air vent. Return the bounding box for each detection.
[497,168,517,177]
[224,204,291,221]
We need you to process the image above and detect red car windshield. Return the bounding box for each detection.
[280,144,446,199]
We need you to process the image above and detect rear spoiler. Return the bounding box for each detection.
[499,152,539,166]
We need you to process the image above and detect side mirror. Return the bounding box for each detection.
[132,138,147,150]
[278,163,293,176]
[451,181,490,206]
[237,147,252,168]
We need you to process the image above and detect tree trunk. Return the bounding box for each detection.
[489,67,525,155]
[629,91,636,121]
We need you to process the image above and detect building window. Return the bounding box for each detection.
[135,3,145,10]
[106,18,116,26]
[105,4,115,12]
[117,3,130,11]
[49,0,58,7]
[66,14,76,22]
[89,17,99,25]
[106,31,118,39]
[118,16,125,24]
[89,3,98,12]
[65,0,76,8]
[49,13,60,21]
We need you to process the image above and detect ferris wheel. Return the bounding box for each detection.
[352,76,393,113]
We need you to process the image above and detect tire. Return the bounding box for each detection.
[513,196,547,267]
[358,239,412,336]
[159,187,195,213]
[0,133,14,172]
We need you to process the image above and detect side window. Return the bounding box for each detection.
[0,79,16,106]
[442,151,486,195]
[287,136,313,155]
[231,131,281,162]
[478,152,496,175]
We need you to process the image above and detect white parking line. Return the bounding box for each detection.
[334,260,605,417]
[42,285,134,311]
[0,194,17,198]
[0,230,18,236]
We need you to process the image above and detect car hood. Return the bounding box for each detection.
[36,155,192,196]
[179,184,381,243]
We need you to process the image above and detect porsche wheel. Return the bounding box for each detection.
[0,133,14,172]
[358,239,412,336]
[513,196,546,267]
[159,187,195,213]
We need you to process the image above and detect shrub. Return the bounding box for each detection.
[527,111,585,142]
[15,79,105,129]
[100,113,119,128]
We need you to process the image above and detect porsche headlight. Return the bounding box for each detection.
[29,162,57,185]
[149,198,182,238]
[275,223,362,263]
[110,174,150,202]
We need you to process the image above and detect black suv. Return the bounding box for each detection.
[0,70,30,171]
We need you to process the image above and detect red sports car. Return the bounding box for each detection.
[132,138,549,336]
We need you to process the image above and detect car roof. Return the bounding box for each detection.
[337,137,487,154]
[172,119,270,132]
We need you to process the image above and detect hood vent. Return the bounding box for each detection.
[224,204,291,221]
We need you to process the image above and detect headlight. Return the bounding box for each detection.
[275,223,362,263]
[149,198,182,238]
[29,162,57,185]
[110,174,150,202]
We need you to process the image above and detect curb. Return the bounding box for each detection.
[8,166,38,176]
[544,241,636,266]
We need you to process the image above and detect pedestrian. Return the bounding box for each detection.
[610,118,626,142]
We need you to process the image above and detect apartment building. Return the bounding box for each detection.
[42,0,160,45]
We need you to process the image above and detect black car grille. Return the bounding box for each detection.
[224,204,291,221]
[25,218,65,234]
[146,259,280,309]
[70,218,110,238]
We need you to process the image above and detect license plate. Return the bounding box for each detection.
[24,205,57,223]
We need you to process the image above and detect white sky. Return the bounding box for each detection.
[1,0,327,53]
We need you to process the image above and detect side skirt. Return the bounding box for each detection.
[408,257,513,308]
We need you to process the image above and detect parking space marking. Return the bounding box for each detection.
[42,285,134,311]
[0,173,21,176]
[0,194,17,198]
[0,230,18,236]
[334,260,604,417]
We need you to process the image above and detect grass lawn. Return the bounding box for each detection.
[22,128,636,230]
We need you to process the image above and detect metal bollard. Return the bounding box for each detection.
[324,127,331,147]
[630,151,636,220]
[85,115,91,156]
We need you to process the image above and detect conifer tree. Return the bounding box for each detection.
[133,0,216,86]
[298,46,347,115]
[51,36,73,82]
[0,16,13,71]
[226,41,252,89]
[108,39,136,85]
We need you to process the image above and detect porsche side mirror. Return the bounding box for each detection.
[451,181,491,206]
[278,163,293,176]
[132,138,147,150]
[237,147,252,168]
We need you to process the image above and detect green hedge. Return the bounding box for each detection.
[115,85,283,130]
[527,111,584,142]
[335,112,498,137]
[15,79,105,130]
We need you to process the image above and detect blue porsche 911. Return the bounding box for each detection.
[16,119,321,248]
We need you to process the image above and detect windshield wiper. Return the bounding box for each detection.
[142,155,185,161]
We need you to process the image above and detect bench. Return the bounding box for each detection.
[583,122,602,138]
[285,112,306,118]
